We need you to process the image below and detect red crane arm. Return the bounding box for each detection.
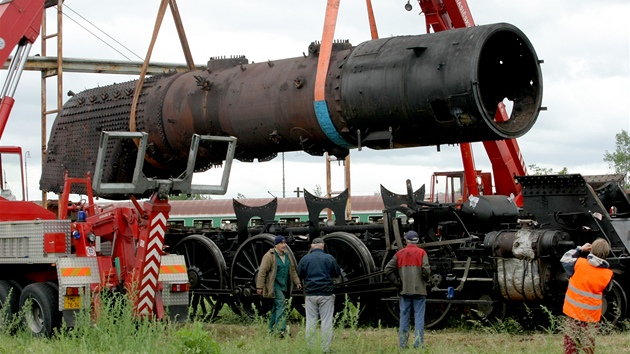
[440,0,475,28]
[0,0,46,66]
[418,0,474,32]
[0,1,56,142]
[418,0,526,203]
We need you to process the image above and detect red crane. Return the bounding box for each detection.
[0,2,218,335]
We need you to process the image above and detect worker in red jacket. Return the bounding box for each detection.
[561,238,613,354]
[383,230,431,349]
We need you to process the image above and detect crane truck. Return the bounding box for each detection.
[0,0,240,337]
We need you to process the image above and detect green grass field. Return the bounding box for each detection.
[1,294,628,354]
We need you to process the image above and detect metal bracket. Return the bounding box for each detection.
[92,131,237,197]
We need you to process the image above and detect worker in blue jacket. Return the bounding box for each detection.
[298,237,341,353]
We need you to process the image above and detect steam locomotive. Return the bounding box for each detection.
[163,174,630,327]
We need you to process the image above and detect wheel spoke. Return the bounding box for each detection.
[234,261,255,276]
[183,242,194,266]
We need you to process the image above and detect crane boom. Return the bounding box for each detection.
[0,0,57,141]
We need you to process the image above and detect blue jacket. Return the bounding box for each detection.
[298,249,341,296]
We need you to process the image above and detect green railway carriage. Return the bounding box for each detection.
[165,195,387,229]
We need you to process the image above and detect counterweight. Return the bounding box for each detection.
[40,23,542,197]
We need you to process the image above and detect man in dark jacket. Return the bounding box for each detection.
[384,230,430,349]
[298,237,341,353]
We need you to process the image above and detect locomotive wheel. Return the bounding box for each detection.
[424,301,452,329]
[0,280,20,329]
[172,235,226,320]
[322,232,376,317]
[230,234,298,317]
[19,282,60,337]
[602,280,628,326]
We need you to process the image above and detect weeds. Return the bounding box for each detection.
[335,294,361,329]
[0,288,21,336]
[539,305,561,334]
[174,322,221,353]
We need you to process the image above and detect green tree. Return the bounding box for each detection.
[604,129,630,189]
[313,184,323,197]
[528,164,568,175]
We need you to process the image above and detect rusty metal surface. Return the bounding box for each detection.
[41,23,543,198]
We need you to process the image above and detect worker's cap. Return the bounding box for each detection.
[274,235,286,245]
[405,231,419,243]
[312,237,325,244]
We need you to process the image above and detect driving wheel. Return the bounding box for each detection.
[172,234,226,320]
[322,232,376,317]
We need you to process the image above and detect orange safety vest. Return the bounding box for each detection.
[563,258,613,322]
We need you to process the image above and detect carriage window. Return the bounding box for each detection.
[368,215,383,223]
[193,219,213,229]
[220,219,238,231]
[168,220,185,228]
[250,218,264,226]
[279,217,300,224]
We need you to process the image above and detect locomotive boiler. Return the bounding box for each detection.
[40,22,542,196]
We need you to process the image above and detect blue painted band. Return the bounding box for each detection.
[314,100,354,149]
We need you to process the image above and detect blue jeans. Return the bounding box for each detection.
[399,294,426,349]
[269,288,287,333]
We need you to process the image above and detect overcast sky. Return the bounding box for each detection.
[1,0,628,201]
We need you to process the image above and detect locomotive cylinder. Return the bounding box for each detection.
[41,23,542,196]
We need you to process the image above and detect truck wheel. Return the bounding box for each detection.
[19,283,60,337]
[0,280,20,329]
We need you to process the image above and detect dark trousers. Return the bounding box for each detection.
[269,288,287,333]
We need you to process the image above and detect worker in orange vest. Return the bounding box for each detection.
[560,238,613,354]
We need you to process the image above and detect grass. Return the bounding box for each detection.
[0,294,628,354]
